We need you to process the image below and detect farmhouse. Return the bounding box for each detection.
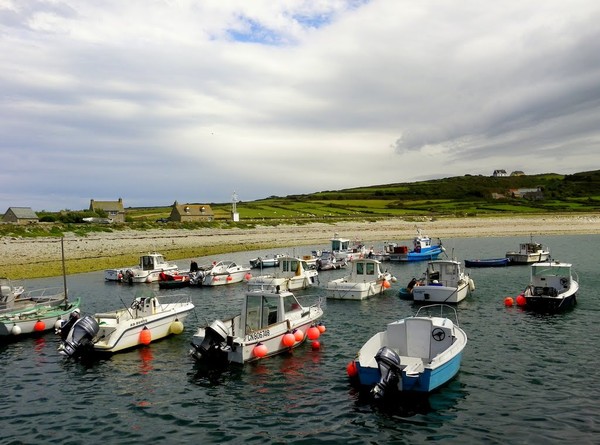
[2,207,39,224]
[169,201,214,222]
[492,169,508,177]
[89,198,126,223]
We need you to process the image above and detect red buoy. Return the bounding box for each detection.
[504,296,514,307]
[346,361,358,378]
[282,333,296,347]
[245,273,252,281]
[34,320,46,332]
[139,327,151,345]
[317,323,326,333]
[293,329,304,342]
[516,294,527,307]
[383,280,391,289]
[253,343,268,358]
[311,340,320,350]
[226,275,233,282]
[307,326,320,340]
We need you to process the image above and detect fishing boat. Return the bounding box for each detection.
[246,256,319,291]
[411,259,475,304]
[315,251,347,271]
[330,233,367,261]
[464,257,511,268]
[347,304,467,399]
[57,293,194,358]
[505,237,550,265]
[158,272,191,289]
[249,254,285,269]
[0,277,25,302]
[388,228,445,262]
[518,261,579,313]
[104,252,179,283]
[325,258,396,300]
[189,288,324,365]
[1,238,81,337]
[191,260,251,286]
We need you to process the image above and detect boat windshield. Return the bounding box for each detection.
[532,265,570,277]
[245,293,280,331]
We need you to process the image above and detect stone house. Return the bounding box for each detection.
[2,207,39,224]
[89,198,126,223]
[169,201,214,222]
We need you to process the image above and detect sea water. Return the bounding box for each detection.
[1,234,598,444]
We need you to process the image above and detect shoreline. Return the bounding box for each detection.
[2,214,600,280]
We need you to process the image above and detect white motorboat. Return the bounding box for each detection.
[315,251,347,271]
[189,288,324,365]
[247,256,319,291]
[104,252,179,283]
[519,260,579,313]
[411,259,475,304]
[57,293,194,357]
[249,253,285,269]
[505,237,550,264]
[325,258,396,300]
[330,233,367,261]
[0,277,25,303]
[191,260,251,286]
[348,304,467,399]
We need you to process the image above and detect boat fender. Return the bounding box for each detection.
[468,279,475,291]
[170,319,184,335]
[11,324,22,335]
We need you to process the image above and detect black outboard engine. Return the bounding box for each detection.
[190,319,228,360]
[372,346,403,400]
[58,315,100,358]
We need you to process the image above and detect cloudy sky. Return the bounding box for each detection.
[2,1,599,211]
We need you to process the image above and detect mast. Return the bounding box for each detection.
[61,237,68,301]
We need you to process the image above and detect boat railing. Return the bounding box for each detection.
[155,293,193,306]
[414,304,460,326]
[21,286,65,300]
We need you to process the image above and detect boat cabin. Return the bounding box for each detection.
[350,258,383,280]
[140,254,166,271]
[241,290,302,334]
[425,260,462,286]
[331,234,351,252]
[529,262,572,297]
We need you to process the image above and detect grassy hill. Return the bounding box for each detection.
[3,170,599,239]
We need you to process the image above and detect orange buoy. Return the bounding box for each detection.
[346,361,358,378]
[383,280,391,289]
[139,327,151,345]
[244,273,252,281]
[293,329,304,342]
[34,320,46,332]
[307,326,320,340]
[282,333,296,347]
[504,296,514,307]
[213,276,220,282]
[253,343,268,358]
[317,323,326,334]
[226,275,233,282]
[311,340,320,350]
[516,294,527,307]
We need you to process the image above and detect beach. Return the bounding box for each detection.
[2,214,600,279]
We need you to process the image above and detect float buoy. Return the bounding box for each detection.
[34,320,46,332]
[504,297,514,307]
[282,333,296,347]
[311,340,320,350]
[170,320,184,335]
[383,280,391,289]
[317,323,326,334]
[516,294,526,307]
[307,326,320,340]
[139,327,151,345]
[226,275,233,282]
[346,361,358,378]
[244,273,252,281]
[253,343,268,358]
[11,324,22,335]
[293,329,304,342]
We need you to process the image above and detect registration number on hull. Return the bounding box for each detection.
[247,329,270,342]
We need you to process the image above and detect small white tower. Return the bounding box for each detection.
[231,191,239,222]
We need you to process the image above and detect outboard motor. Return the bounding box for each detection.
[371,346,403,400]
[58,315,100,358]
[190,319,228,360]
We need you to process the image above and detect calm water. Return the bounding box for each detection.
[1,235,598,444]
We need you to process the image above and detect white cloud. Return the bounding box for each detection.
[1,0,599,211]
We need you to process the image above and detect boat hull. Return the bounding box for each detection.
[202,270,249,286]
[464,258,510,268]
[389,248,443,262]
[0,299,81,337]
[412,283,470,304]
[505,253,550,265]
[247,274,318,291]
[93,303,194,353]
[326,279,390,300]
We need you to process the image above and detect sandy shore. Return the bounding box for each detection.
[2,215,600,274]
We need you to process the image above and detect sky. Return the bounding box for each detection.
[2,0,600,212]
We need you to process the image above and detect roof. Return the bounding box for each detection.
[90,199,124,212]
[172,202,214,216]
[6,207,38,219]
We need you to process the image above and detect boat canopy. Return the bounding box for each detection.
[243,291,301,332]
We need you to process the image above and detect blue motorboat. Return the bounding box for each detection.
[348,304,467,399]
[389,228,445,262]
